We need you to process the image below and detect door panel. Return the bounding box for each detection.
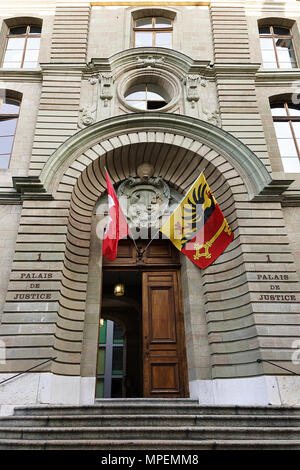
[102,239,180,267]
[142,271,188,397]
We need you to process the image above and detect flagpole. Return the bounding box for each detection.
[103,166,141,257]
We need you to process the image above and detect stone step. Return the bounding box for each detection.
[1,414,300,428]
[13,403,300,417]
[0,426,300,440]
[0,439,300,450]
[94,398,199,404]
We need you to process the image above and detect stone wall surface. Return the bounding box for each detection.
[0,1,299,408]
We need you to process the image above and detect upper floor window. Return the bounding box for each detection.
[2,24,41,69]
[271,101,300,172]
[0,95,20,169]
[259,26,297,69]
[133,17,172,48]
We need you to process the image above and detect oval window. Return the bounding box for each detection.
[125,84,169,110]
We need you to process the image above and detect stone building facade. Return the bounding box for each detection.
[0,0,300,415]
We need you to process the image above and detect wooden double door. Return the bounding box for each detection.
[103,240,189,398]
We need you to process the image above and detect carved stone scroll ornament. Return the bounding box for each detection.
[202,109,222,127]
[78,105,97,129]
[136,56,165,68]
[185,74,200,109]
[100,74,113,107]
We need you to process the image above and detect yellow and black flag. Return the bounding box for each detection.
[160,173,233,269]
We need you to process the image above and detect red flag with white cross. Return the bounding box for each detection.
[102,170,129,261]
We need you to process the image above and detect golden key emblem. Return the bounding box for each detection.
[193,219,232,260]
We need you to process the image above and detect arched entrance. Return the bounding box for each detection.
[3,112,292,407]
[99,239,189,398]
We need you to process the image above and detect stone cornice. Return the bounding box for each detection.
[88,48,211,79]
[255,69,300,86]
[0,177,53,204]
[0,68,42,83]
[39,63,86,74]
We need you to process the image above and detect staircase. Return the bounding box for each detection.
[0,399,300,449]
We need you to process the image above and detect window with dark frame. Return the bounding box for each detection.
[0,96,20,169]
[2,24,41,69]
[133,16,173,48]
[259,25,297,69]
[271,102,300,172]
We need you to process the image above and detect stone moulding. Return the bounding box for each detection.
[116,67,181,113]
[39,112,273,200]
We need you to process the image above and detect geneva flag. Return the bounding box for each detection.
[102,170,129,261]
[160,173,234,269]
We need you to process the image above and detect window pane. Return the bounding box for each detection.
[288,104,300,116]
[0,100,20,114]
[0,135,14,154]
[23,61,38,68]
[147,90,165,100]
[259,26,270,34]
[261,49,277,63]
[277,138,298,157]
[113,323,123,343]
[135,31,152,47]
[260,38,274,50]
[148,100,167,110]
[126,100,147,110]
[126,91,146,100]
[6,37,26,50]
[271,104,287,116]
[9,26,27,35]
[112,347,123,373]
[95,378,104,398]
[26,37,40,50]
[97,348,105,375]
[2,61,22,68]
[0,154,10,169]
[99,319,107,344]
[292,122,300,137]
[274,122,293,138]
[30,25,41,34]
[282,157,300,172]
[3,49,23,63]
[111,378,122,398]
[273,27,290,36]
[276,39,297,68]
[263,62,278,69]
[23,49,39,63]
[155,17,172,28]
[0,118,17,136]
[135,18,152,28]
[155,32,172,48]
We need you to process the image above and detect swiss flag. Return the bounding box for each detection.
[102,170,129,261]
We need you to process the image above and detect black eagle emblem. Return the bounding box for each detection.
[180,182,216,249]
